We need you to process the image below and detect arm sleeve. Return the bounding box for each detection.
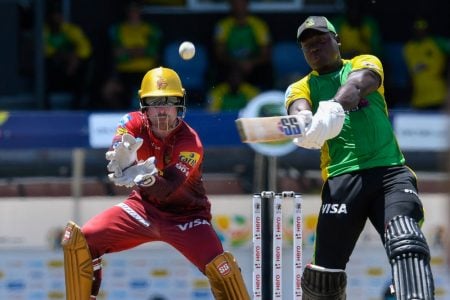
[351,54,384,84]
[139,137,203,200]
[284,76,313,111]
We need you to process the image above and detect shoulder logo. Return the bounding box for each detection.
[115,127,129,135]
[363,62,380,71]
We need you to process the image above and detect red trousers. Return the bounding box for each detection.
[82,195,224,274]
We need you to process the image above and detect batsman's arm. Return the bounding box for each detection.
[288,98,311,115]
[334,69,381,110]
[288,69,380,114]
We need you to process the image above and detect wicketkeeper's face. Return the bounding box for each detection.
[143,98,179,131]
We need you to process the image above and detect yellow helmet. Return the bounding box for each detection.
[138,67,185,99]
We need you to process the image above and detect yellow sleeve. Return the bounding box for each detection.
[63,23,92,59]
[284,75,312,110]
[208,84,227,112]
[214,18,233,44]
[247,16,271,46]
[351,54,384,83]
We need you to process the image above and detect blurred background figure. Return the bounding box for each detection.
[207,65,259,113]
[44,1,92,110]
[213,0,273,89]
[108,1,162,109]
[98,75,127,110]
[143,0,185,5]
[332,0,382,58]
[403,18,450,110]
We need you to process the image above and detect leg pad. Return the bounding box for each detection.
[205,252,250,300]
[301,264,347,300]
[61,221,93,300]
[385,215,434,300]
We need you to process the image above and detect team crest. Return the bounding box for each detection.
[156,76,168,90]
[305,18,315,28]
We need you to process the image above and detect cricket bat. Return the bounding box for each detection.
[235,115,308,143]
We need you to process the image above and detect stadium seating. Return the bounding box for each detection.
[163,41,209,107]
[271,41,310,88]
[382,42,410,107]
[383,42,409,90]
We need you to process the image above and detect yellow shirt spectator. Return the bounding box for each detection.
[403,19,450,109]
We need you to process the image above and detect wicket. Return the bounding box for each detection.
[252,191,303,299]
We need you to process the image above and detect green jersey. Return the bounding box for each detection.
[285,55,405,180]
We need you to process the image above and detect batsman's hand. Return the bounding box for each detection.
[108,156,157,188]
[294,100,345,149]
[106,134,143,177]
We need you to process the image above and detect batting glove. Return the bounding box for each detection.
[294,100,345,149]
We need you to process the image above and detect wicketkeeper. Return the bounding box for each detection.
[61,67,250,299]
[285,16,435,299]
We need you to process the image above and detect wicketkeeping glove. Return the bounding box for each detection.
[106,134,143,177]
[108,156,157,188]
[294,100,345,149]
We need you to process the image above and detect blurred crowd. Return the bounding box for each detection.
[15,0,450,112]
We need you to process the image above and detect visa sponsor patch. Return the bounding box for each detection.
[179,152,200,166]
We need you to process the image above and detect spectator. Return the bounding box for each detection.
[403,18,450,110]
[109,1,162,109]
[332,0,382,58]
[144,0,185,5]
[213,0,273,89]
[44,2,92,110]
[98,76,127,110]
[207,66,259,112]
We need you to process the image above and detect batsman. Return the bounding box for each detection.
[61,67,250,299]
[284,16,435,299]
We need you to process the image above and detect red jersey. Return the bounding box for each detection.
[112,111,211,219]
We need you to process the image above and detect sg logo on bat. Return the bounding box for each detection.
[278,116,302,136]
